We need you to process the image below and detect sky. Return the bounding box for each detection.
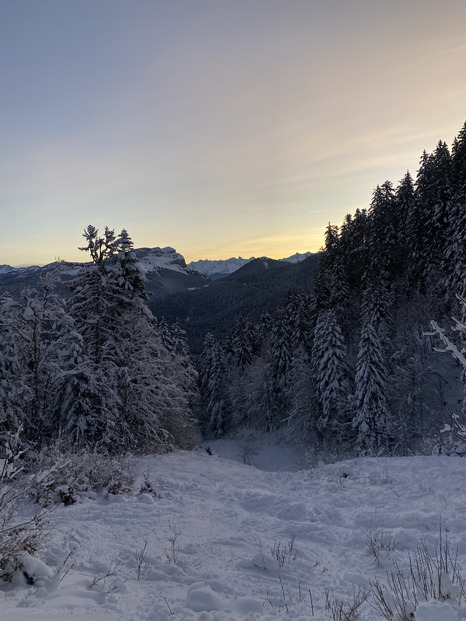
[1,0,466,267]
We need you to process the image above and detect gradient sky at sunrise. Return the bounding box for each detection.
[1,0,466,266]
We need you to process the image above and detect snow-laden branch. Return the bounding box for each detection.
[428,320,466,369]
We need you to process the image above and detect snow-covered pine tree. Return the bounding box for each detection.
[393,171,415,278]
[285,345,316,441]
[67,225,198,451]
[451,121,466,190]
[265,307,293,430]
[445,182,466,300]
[338,208,368,291]
[0,295,31,439]
[353,314,390,455]
[170,321,198,404]
[228,316,261,371]
[198,333,230,437]
[311,309,350,446]
[54,329,124,448]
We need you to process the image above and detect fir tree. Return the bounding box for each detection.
[353,316,390,455]
[312,310,350,444]
[198,333,230,437]
[265,307,293,430]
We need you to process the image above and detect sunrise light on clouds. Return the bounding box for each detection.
[1,0,466,265]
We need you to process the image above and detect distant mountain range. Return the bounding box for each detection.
[0,247,208,299]
[187,251,312,280]
[0,247,319,351]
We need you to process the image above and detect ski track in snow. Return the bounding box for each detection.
[1,441,466,620]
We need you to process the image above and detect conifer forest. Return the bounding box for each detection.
[2,121,466,459]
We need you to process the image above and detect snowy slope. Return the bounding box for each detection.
[2,437,466,620]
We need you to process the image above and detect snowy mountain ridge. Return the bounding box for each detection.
[134,246,188,274]
[2,249,312,279]
[187,251,312,278]
[1,247,190,278]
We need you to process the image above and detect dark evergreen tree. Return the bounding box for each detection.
[353,315,390,455]
[281,289,316,353]
[452,121,466,190]
[445,182,466,299]
[229,316,260,371]
[393,171,415,277]
[265,307,293,430]
[0,295,31,438]
[198,333,230,436]
[311,309,350,444]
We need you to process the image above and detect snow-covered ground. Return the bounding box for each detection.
[2,435,466,620]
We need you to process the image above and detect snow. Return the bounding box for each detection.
[2,436,466,620]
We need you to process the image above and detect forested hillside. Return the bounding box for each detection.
[149,254,320,353]
[197,121,466,456]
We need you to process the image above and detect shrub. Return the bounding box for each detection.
[27,443,136,506]
[0,429,47,582]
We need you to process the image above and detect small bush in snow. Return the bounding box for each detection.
[135,536,150,580]
[138,473,160,498]
[366,525,397,566]
[89,561,125,597]
[164,521,183,565]
[0,429,48,583]
[28,444,136,506]
[270,535,298,568]
[371,525,465,620]
[325,587,368,621]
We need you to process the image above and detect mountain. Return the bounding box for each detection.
[149,253,321,353]
[187,257,253,280]
[187,251,312,280]
[135,247,210,298]
[0,248,318,352]
[0,247,209,300]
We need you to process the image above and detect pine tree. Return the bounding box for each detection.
[282,289,316,353]
[286,346,316,440]
[315,223,340,310]
[66,225,199,451]
[353,316,390,455]
[445,182,466,299]
[265,307,293,430]
[338,208,368,290]
[407,144,452,291]
[0,295,31,437]
[198,333,230,436]
[229,316,260,370]
[452,121,466,190]
[311,310,350,444]
[394,171,415,277]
